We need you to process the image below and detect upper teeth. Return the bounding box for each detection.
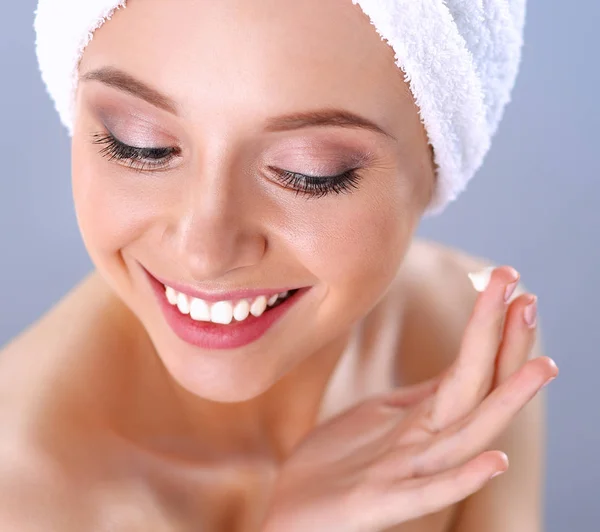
[164,286,292,324]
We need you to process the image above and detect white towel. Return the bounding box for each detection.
[34,0,526,215]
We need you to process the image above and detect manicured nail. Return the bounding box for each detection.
[504,281,519,302]
[467,266,495,292]
[524,297,538,327]
[503,268,520,302]
[541,359,559,388]
[491,452,509,479]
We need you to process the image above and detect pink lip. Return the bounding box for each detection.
[149,270,300,303]
[142,266,311,350]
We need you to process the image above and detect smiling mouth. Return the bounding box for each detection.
[163,284,300,325]
[143,265,310,349]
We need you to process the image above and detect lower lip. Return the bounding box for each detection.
[146,272,309,350]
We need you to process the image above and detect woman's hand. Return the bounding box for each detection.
[261,266,558,532]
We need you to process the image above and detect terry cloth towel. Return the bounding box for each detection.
[34,0,526,215]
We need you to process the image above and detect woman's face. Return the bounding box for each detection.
[72,0,435,402]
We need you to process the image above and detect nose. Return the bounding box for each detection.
[169,178,267,281]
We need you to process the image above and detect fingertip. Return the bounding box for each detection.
[467,265,521,301]
[498,451,509,468]
[467,266,495,292]
[482,450,509,468]
[505,266,520,283]
[530,355,558,373]
[540,356,559,378]
[490,452,509,479]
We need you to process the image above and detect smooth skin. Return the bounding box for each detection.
[263,267,556,531]
[0,0,556,530]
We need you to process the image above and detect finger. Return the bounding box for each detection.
[415,356,557,475]
[430,266,520,430]
[381,373,445,409]
[377,451,508,527]
[493,293,538,387]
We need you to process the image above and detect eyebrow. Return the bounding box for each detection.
[81,67,179,114]
[81,67,395,139]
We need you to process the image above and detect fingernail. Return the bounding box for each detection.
[504,281,519,302]
[542,376,557,389]
[524,296,538,328]
[491,452,509,479]
[467,266,495,292]
[542,359,559,388]
[504,268,520,302]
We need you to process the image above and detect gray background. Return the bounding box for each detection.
[1,1,597,528]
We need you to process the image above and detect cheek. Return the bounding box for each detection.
[279,176,419,302]
[71,139,156,264]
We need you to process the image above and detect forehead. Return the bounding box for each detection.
[79,0,414,136]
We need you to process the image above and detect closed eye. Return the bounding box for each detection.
[91,131,180,171]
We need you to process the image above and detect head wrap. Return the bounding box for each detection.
[34,0,526,215]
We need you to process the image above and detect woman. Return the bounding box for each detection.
[0,0,557,530]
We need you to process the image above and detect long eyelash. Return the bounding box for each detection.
[90,132,362,196]
[272,168,362,198]
[91,132,179,172]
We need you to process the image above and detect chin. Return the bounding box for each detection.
[151,334,303,403]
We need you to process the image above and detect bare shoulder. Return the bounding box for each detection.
[398,237,501,310]
[398,237,494,296]
[0,437,85,530]
[0,271,144,404]
[0,280,99,528]
[392,238,502,384]
[0,272,108,415]
[0,272,182,530]
[0,273,139,529]
[0,350,86,529]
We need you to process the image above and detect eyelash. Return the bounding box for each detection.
[92,131,363,197]
[92,132,180,172]
[269,167,362,198]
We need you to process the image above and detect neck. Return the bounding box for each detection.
[109,296,355,463]
[163,332,354,462]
